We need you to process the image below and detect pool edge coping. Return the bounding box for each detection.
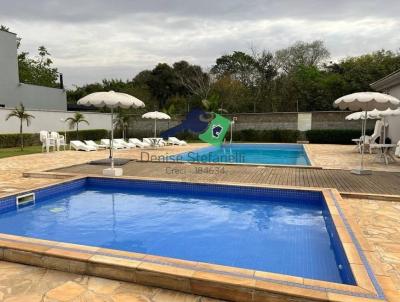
[0,176,386,302]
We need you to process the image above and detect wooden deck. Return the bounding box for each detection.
[54,161,400,195]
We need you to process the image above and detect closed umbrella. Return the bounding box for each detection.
[78,91,145,176]
[334,92,400,174]
[142,111,171,137]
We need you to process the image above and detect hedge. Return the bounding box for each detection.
[305,129,372,144]
[168,129,301,143]
[234,129,300,143]
[0,129,109,148]
[175,129,366,144]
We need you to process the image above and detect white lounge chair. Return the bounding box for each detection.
[395,140,400,157]
[84,140,108,150]
[366,120,384,153]
[100,139,125,149]
[114,139,135,149]
[168,137,188,146]
[129,138,151,148]
[70,140,96,152]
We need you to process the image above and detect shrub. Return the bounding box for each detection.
[64,129,109,143]
[305,129,372,144]
[0,133,40,148]
[0,129,109,148]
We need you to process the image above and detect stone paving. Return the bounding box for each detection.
[0,144,400,301]
[305,144,400,172]
[0,260,222,302]
[340,197,400,301]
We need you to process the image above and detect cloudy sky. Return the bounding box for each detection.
[1,0,399,88]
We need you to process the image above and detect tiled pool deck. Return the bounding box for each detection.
[0,144,399,301]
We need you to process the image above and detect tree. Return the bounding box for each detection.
[173,61,211,112]
[115,112,130,140]
[147,63,181,109]
[251,49,278,112]
[329,50,400,93]
[18,46,59,87]
[162,103,177,128]
[5,104,35,150]
[66,113,89,139]
[275,40,330,73]
[211,51,258,87]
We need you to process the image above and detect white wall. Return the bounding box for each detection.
[387,116,400,143]
[0,108,111,134]
[0,30,67,111]
[387,84,400,143]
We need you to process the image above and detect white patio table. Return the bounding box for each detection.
[370,143,397,165]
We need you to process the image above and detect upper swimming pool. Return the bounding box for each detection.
[172,143,310,165]
[0,177,353,284]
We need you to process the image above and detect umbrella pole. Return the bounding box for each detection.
[360,111,368,172]
[154,119,157,138]
[111,107,114,169]
[383,117,386,143]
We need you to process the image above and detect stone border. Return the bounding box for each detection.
[0,176,386,302]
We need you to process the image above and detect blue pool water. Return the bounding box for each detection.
[173,143,310,165]
[0,178,354,284]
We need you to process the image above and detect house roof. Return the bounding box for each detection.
[370,69,400,91]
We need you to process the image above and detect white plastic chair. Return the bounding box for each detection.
[50,132,67,151]
[40,130,56,153]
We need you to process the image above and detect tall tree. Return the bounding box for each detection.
[211,51,258,87]
[5,104,35,150]
[275,40,330,73]
[66,113,89,139]
[147,63,181,109]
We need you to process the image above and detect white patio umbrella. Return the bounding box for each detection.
[142,111,171,137]
[334,92,400,174]
[78,91,145,176]
[345,110,380,139]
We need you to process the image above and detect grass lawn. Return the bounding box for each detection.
[0,145,44,159]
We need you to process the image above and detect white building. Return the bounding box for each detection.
[0,29,67,111]
[371,70,400,143]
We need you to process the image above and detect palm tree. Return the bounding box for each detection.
[65,112,89,139]
[5,104,35,151]
[115,112,130,140]
[162,103,176,129]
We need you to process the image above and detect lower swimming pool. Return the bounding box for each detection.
[0,177,354,285]
[172,143,310,165]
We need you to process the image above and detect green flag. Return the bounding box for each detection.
[199,113,231,146]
